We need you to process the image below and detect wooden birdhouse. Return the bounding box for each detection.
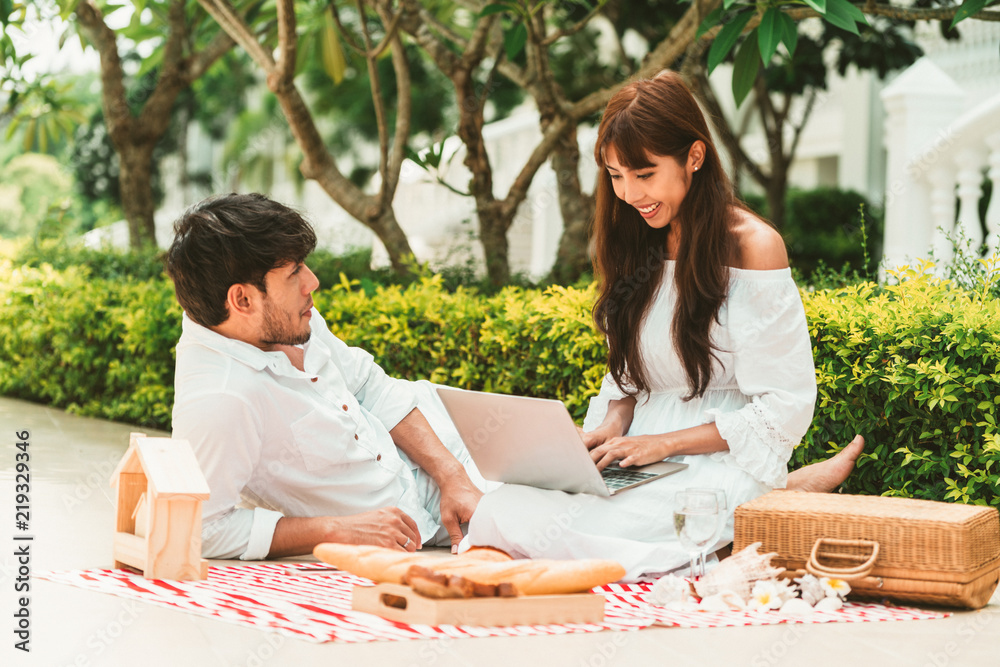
[110,432,211,580]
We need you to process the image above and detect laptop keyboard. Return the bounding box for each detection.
[601,467,658,491]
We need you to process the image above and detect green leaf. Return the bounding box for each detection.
[803,0,827,13]
[777,10,798,58]
[723,0,741,9]
[479,3,514,18]
[757,8,782,64]
[951,0,989,29]
[695,7,724,41]
[836,0,869,25]
[321,11,347,85]
[707,10,753,74]
[504,22,527,60]
[0,0,13,27]
[58,0,79,22]
[731,28,760,107]
[823,0,864,35]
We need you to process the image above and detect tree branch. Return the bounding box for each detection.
[415,2,469,48]
[185,28,235,84]
[369,8,403,58]
[376,0,411,203]
[461,11,497,71]
[357,0,391,204]
[570,0,721,120]
[136,0,193,140]
[398,0,462,77]
[786,3,1000,22]
[198,0,275,71]
[200,0,375,220]
[329,1,367,55]
[501,114,571,220]
[788,88,818,165]
[74,0,133,137]
[541,0,605,46]
[274,0,297,88]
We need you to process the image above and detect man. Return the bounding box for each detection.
[166,193,482,560]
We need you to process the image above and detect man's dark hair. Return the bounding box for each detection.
[166,193,317,327]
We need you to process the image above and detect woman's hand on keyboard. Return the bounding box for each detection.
[589,434,671,471]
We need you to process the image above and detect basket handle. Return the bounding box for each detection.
[806,538,880,581]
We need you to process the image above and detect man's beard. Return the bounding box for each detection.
[261,299,312,346]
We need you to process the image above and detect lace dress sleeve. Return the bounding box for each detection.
[704,271,817,488]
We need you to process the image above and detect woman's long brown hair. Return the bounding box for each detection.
[592,71,740,400]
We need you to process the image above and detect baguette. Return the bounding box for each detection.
[312,544,449,584]
[415,558,626,595]
[311,543,514,584]
[313,543,624,595]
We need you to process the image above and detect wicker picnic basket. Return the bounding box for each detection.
[733,491,1000,609]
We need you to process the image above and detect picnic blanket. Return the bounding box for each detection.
[36,563,949,644]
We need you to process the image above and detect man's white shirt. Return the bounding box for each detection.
[171,308,441,560]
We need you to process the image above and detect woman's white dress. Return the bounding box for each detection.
[462,261,817,580]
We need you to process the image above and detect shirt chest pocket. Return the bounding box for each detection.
[289,408,376,472]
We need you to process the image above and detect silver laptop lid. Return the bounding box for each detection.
[436,387,611,496]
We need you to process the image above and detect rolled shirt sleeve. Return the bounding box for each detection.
[705,274,817,488]
[173,389,284,560]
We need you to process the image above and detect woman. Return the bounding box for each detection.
[463,71,862,579]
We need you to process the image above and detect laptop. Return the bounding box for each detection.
[435,387,687,497]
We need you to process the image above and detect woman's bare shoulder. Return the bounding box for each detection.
[731,208,788,270]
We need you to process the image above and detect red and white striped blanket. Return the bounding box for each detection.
[36,563,948,644]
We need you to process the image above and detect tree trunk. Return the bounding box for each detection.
[118,143,158,248]
[453,67,511,286]
[549,126,595,283]
[368,207,416,274]
[478,203,510,285]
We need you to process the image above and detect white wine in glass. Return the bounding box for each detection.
[673,491,719,579]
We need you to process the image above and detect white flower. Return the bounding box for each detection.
[649,574,692,606]
[793,573,827,606]
[772,578,798,604]
[748,580,784,612]
[820,577,852,599]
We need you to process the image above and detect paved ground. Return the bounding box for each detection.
[1,396,999,667]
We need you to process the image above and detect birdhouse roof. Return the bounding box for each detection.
[110,436,210,499]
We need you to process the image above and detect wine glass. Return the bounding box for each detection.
[672,490,720,580]
[685,487,728,577]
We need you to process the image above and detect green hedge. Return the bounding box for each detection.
[0,261,180,427]
[314,275,607,420]
[2,259,999,505]
[793,262,1000,506]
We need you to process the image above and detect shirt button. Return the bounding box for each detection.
[376,454,381,461]
[342,404,348,411]
[354,434,359,441]
[311,377,318,383]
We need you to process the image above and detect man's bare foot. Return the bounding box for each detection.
[785,435,865,493]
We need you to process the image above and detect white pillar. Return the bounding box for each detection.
[880,59,965,271]
[955,147,987,252]
[986,133,1000,256]
[928,166,957,266]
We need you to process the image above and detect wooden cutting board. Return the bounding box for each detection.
[351,583,606,626]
